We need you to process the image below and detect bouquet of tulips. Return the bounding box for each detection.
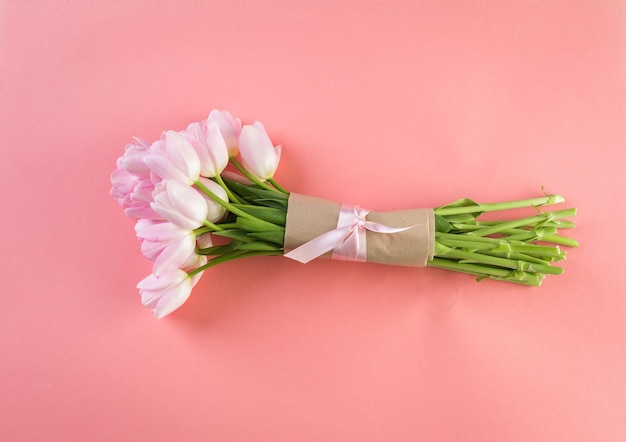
[110,110,577,318]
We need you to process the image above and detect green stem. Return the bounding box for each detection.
[427,258,512,278]
[194,179,284,231]
[434,194,565,216]
[485,251,553,266]
[476,219,575,229]
[435,243,562,274]
[188,249,283,277]
[500,229,579,247]
[203,220,223,231]
[427,259,544,286]
[447,225,578,247]
[268,178,290,194]
[537,235,579,248]
[229,157,280,193]
[214,173,243,204]
[194,226,213,236]
[467,208,576,237]
[210,222,238,230]
[489,274,544,287]
[436,232,511,244]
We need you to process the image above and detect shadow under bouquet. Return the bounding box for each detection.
[110,110,577,318]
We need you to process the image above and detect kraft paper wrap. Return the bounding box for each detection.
[284,193,435,267]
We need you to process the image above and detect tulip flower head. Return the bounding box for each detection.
[183,120,229,178]
[135,219,198,276]
[110,160,138,208]
[137,269,204,319]
[110,142,162,220]
[151,180,209,230]
[110,138,151,202]
[125,180,163,220]
[144,131,201,184]
[238,121,281,181]
[195,177,228,223]
[208,109,242,157]
[120,137,152,178]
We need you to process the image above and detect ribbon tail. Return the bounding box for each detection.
[364,221,420,234]
[284,226,354,264]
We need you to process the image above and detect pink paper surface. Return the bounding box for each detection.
[1,1,625,440]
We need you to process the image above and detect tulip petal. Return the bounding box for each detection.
[137,270,192,318]
[144,155,190,183]
[209,109,241,156]
[167,180,209,224]
[196,232,213,249]
[164,131,201,182]
[136,219,186,242]
[238,122,280,180]
[196,177,227,222]
[151,181,209,230]
[152,277,193,319]
[204,120,229,176]
[152,235,196,276]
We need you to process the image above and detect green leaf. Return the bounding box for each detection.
[434,214,452,233]
[231,204,287,226]
[236,216,285,232]
[223,179,288,203]
[212,229,254,242]
[248,231,285,245]
[253,198,288,209]
[442,198,480,208]
[245,186,289,202]
[196,245,233,256]
[235,241,283,252]
[442,213,479,223]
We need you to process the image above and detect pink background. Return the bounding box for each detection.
[1,1,625,440]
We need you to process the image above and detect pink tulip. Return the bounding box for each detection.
[135,219,197,276]
[208,109,242,157]
[183,120,229,178]
[110,158,162,220]
[110,138,150,203]
[110,160,137,207]
[137,269,203,319]
[120,137,152,178]
[151,180,209,230]
[238,121,281,181]
[123,179,162,220]
[144,131,201,184]
[182,253,207,273]
[195,177,228,222]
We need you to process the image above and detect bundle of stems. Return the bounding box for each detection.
[428,193,577,286]
[193,174,577,286]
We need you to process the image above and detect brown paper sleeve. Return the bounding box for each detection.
[284,193,435,267]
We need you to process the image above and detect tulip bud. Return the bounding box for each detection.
[135,219,197,276]
[208,109,242,157]
[121,137,152,178]
[144,131,201,184]
[195,177,228,223]
[183,120,229,178]
[137,269,195,319]
[238,121,281,181]
[151,180,209,230]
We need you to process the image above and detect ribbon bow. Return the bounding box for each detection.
[284,203,418,264]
